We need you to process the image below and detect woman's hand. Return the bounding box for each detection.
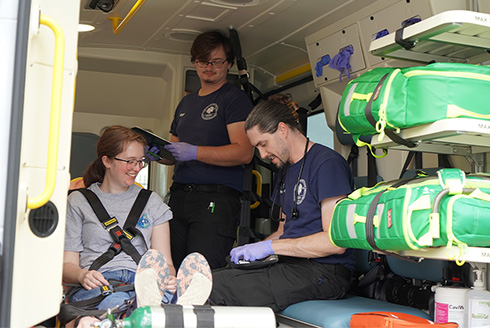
[78,270,109,290]
[168,275,177,293]
[76,316,98,328]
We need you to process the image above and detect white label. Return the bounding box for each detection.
[469,299,490,327]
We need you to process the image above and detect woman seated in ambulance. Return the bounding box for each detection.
[63,125,176,326]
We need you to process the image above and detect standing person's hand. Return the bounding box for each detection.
[164,142,197,162]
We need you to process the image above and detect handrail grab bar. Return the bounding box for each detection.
[108,0,146,35]
[27,15,65,209]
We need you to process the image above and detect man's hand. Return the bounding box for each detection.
[164,142,197,161]
[230,240,274,263]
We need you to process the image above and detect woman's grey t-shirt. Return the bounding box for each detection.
[65,183,172,273]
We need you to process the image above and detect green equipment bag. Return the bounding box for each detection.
[338,63,490,146]
[329,168,490,264]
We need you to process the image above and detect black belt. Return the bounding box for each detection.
[171,183,241,198]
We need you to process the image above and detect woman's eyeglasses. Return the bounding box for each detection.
[114,157,149,169]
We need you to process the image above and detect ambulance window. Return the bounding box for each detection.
[135,165,149,189]
[307,112,333,148]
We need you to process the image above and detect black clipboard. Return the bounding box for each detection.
[131,127,176,162]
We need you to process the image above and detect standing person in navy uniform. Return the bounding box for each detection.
[162,31,254,269]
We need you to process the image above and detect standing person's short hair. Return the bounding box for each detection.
[245,100,301,134]
[190,31,235,67]
[83,125,147,187]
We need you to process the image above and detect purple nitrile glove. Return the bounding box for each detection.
[164,142,197,162]
[230,239,274,264]
[144,145,162,161]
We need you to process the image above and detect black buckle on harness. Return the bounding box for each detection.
[103,217,119,230]
[109,242,123,255]
[109,225,134,242]
[100,285,114,296]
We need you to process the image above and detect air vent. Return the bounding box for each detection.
[210,0,263,6]
[166,29,201,42]
[29,201,59,238]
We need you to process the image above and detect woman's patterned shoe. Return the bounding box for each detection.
[135,249,175,307]
[176,252,212,305]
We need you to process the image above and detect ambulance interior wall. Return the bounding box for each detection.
[305,0,488,181]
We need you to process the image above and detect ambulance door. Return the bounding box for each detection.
[0,0,80,327]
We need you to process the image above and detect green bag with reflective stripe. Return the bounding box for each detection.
[338,63,490,146]
[329,168,490,264]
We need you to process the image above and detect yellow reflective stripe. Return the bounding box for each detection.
[469,188,490,202]
[349,188,364,200]
[429,212,440,239]
[123,230,133,240]
[354,214,365,224]
[407,194,432,245]
[403,187,420,250]
[447,104,490,119]
[377,69,402,135]
[417,232,434,246]
[404,70,490,82]
[409,194,431,211]
[351,92,372,101]
[353,214,379,227]
[447,180,464,194]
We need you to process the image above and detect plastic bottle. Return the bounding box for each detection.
[464,269,490,328]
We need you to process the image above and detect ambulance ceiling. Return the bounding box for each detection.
[77,0,377,83]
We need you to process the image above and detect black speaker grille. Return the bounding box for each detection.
[29,201,59,237]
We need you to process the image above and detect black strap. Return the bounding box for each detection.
[194,305,215,328]
[365,179,419,263]
[366,148,378,188]
[163,305,184,327]
[364,73,389,128]
[124,189,152,237]
[399,151,416,179]
[61,281,134,321]
[237,160,254,246]
[364,73,417,149]
[76,188,152,271]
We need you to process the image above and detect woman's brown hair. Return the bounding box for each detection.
[83,125,147,187]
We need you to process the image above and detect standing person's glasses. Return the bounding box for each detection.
[114,157,149,169]
[194,59,227,68]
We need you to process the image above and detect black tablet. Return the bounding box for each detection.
[132,127,176,162]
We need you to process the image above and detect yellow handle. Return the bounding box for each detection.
[250,170,262,210]
[109,0,146,34]
[27,15,65,209]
